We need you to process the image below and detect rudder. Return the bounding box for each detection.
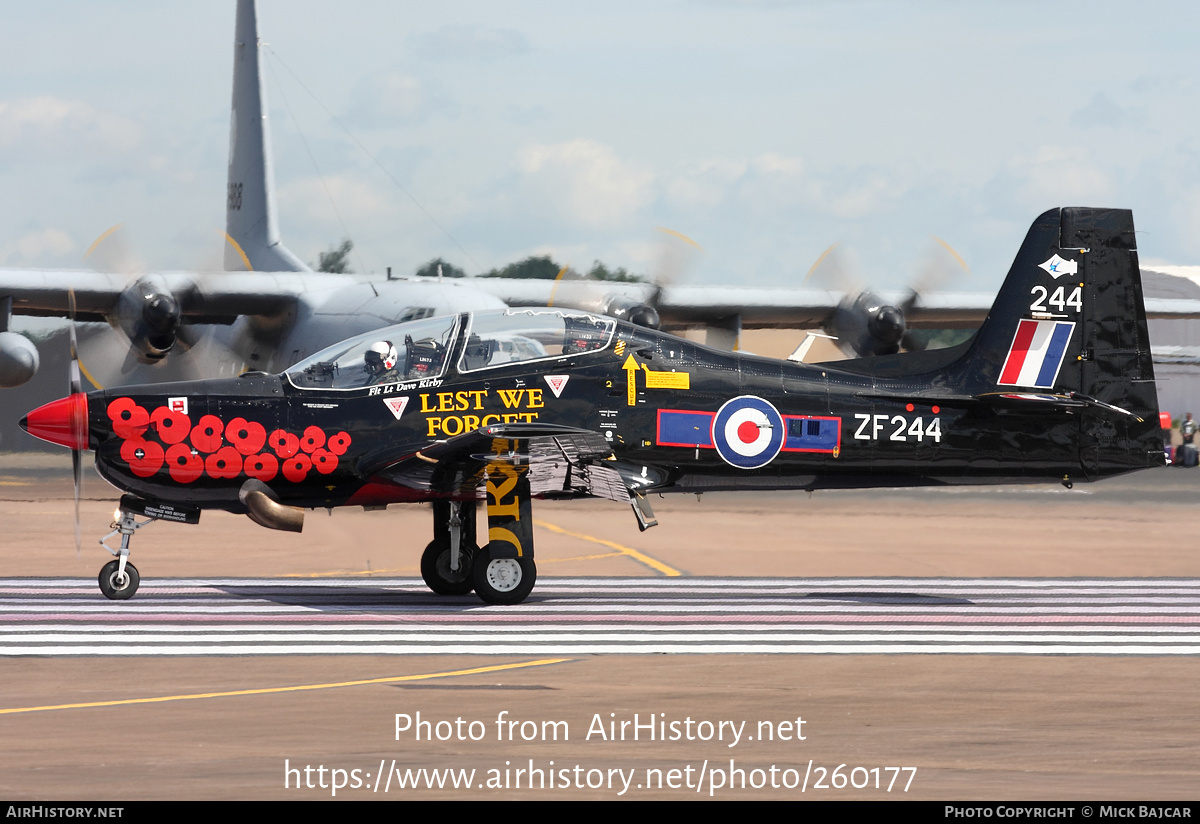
[957,207,1161,474]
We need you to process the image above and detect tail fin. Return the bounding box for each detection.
[957,207,1162,474]
[224,0,309,273]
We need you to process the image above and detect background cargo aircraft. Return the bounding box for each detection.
[0,1,989,448]
[0,5,896,393]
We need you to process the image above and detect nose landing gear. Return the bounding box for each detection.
[97,507,152,600]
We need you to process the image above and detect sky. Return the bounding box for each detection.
[0,1,1197,294]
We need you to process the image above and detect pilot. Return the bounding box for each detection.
[363,340,401,384]
[562,316,609,355]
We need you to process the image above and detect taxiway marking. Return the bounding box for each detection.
[2,577,1199,655]
[534,520,682,576]
[0,657,569,715]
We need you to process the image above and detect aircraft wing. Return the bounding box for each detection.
[367,423,631,502]
[8,268,1200,328]
[471,273,1200,330]
[0,269,301,323]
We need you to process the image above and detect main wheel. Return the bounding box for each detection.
[471,549,536,605]
[420,541,476,595]
[98,559,140,601]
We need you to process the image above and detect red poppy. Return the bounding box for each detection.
[243,452,279,483]
[327,431,352,456]
[226,417,267,456]
[165,443,204,483]
[120,437,164,478]
[150,407,191,445]
[205,446,243,479]
[311,448,338,475]
[299,426,326,454]
[190,415,224,453]
[281,452,312,483]
[269,429,299,458]
[107,397,149,440]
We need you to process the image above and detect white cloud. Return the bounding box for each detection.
[1006,146,1112,206]
[412,25,531,62]
[278,174,398,232]
[516,139,655,228]
[0,228,75,265]
[0,97,140,152]
[345,70,455,127]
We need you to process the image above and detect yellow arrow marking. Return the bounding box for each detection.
[623,354,639,406]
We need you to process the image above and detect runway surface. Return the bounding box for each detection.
[5,576,1200,656]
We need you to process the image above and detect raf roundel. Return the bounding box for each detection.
[711,395,785,469]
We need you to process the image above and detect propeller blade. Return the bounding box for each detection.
[67,289,83,557]
[72,447,82,558]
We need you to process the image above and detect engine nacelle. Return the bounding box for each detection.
[604,296,661,330]
[827,291,906,358]
[0,331,40,388]
[115,276,182,361]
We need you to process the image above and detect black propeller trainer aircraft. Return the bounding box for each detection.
[21,207,1163,604]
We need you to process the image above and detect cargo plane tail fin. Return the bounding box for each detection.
[224,0,309,273]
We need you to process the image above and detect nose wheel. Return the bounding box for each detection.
[98,559,140,600]
[97,506,155,601]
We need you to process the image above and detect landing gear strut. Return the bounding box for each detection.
[421,501,478,595]
[97,507,153,601]
[473,445,538,605]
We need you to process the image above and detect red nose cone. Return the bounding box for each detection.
[20,393,89,450]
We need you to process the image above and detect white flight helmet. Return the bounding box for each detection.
[364,340,398,373]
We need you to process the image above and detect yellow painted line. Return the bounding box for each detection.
[0,659,570,716]
[535,520,681,577]
[539,551,623,564]
[0,480,29,487]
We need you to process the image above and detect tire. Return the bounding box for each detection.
[98,559,140,601]
[420,541,475,595]
[472,548,536,605]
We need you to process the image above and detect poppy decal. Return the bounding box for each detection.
[190,415,224,453]
[243,452,279,483]
[226,417,267,456]
[269,429,300,459]
[150,407,191,445]
[300,426,326,454]
[107,398,149,440]
[311,448,338,475]
[204,446,243,480]
[165,443,204,483]
[120,437,164,478]
[281,452,312,483]
[327,431,351,456]
[111,403,351,485]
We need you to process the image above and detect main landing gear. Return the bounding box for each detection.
[420,448,540,605]
[421,499,539,605]
[422,501,478,596]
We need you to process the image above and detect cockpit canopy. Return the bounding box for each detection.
[286,309,616,390]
